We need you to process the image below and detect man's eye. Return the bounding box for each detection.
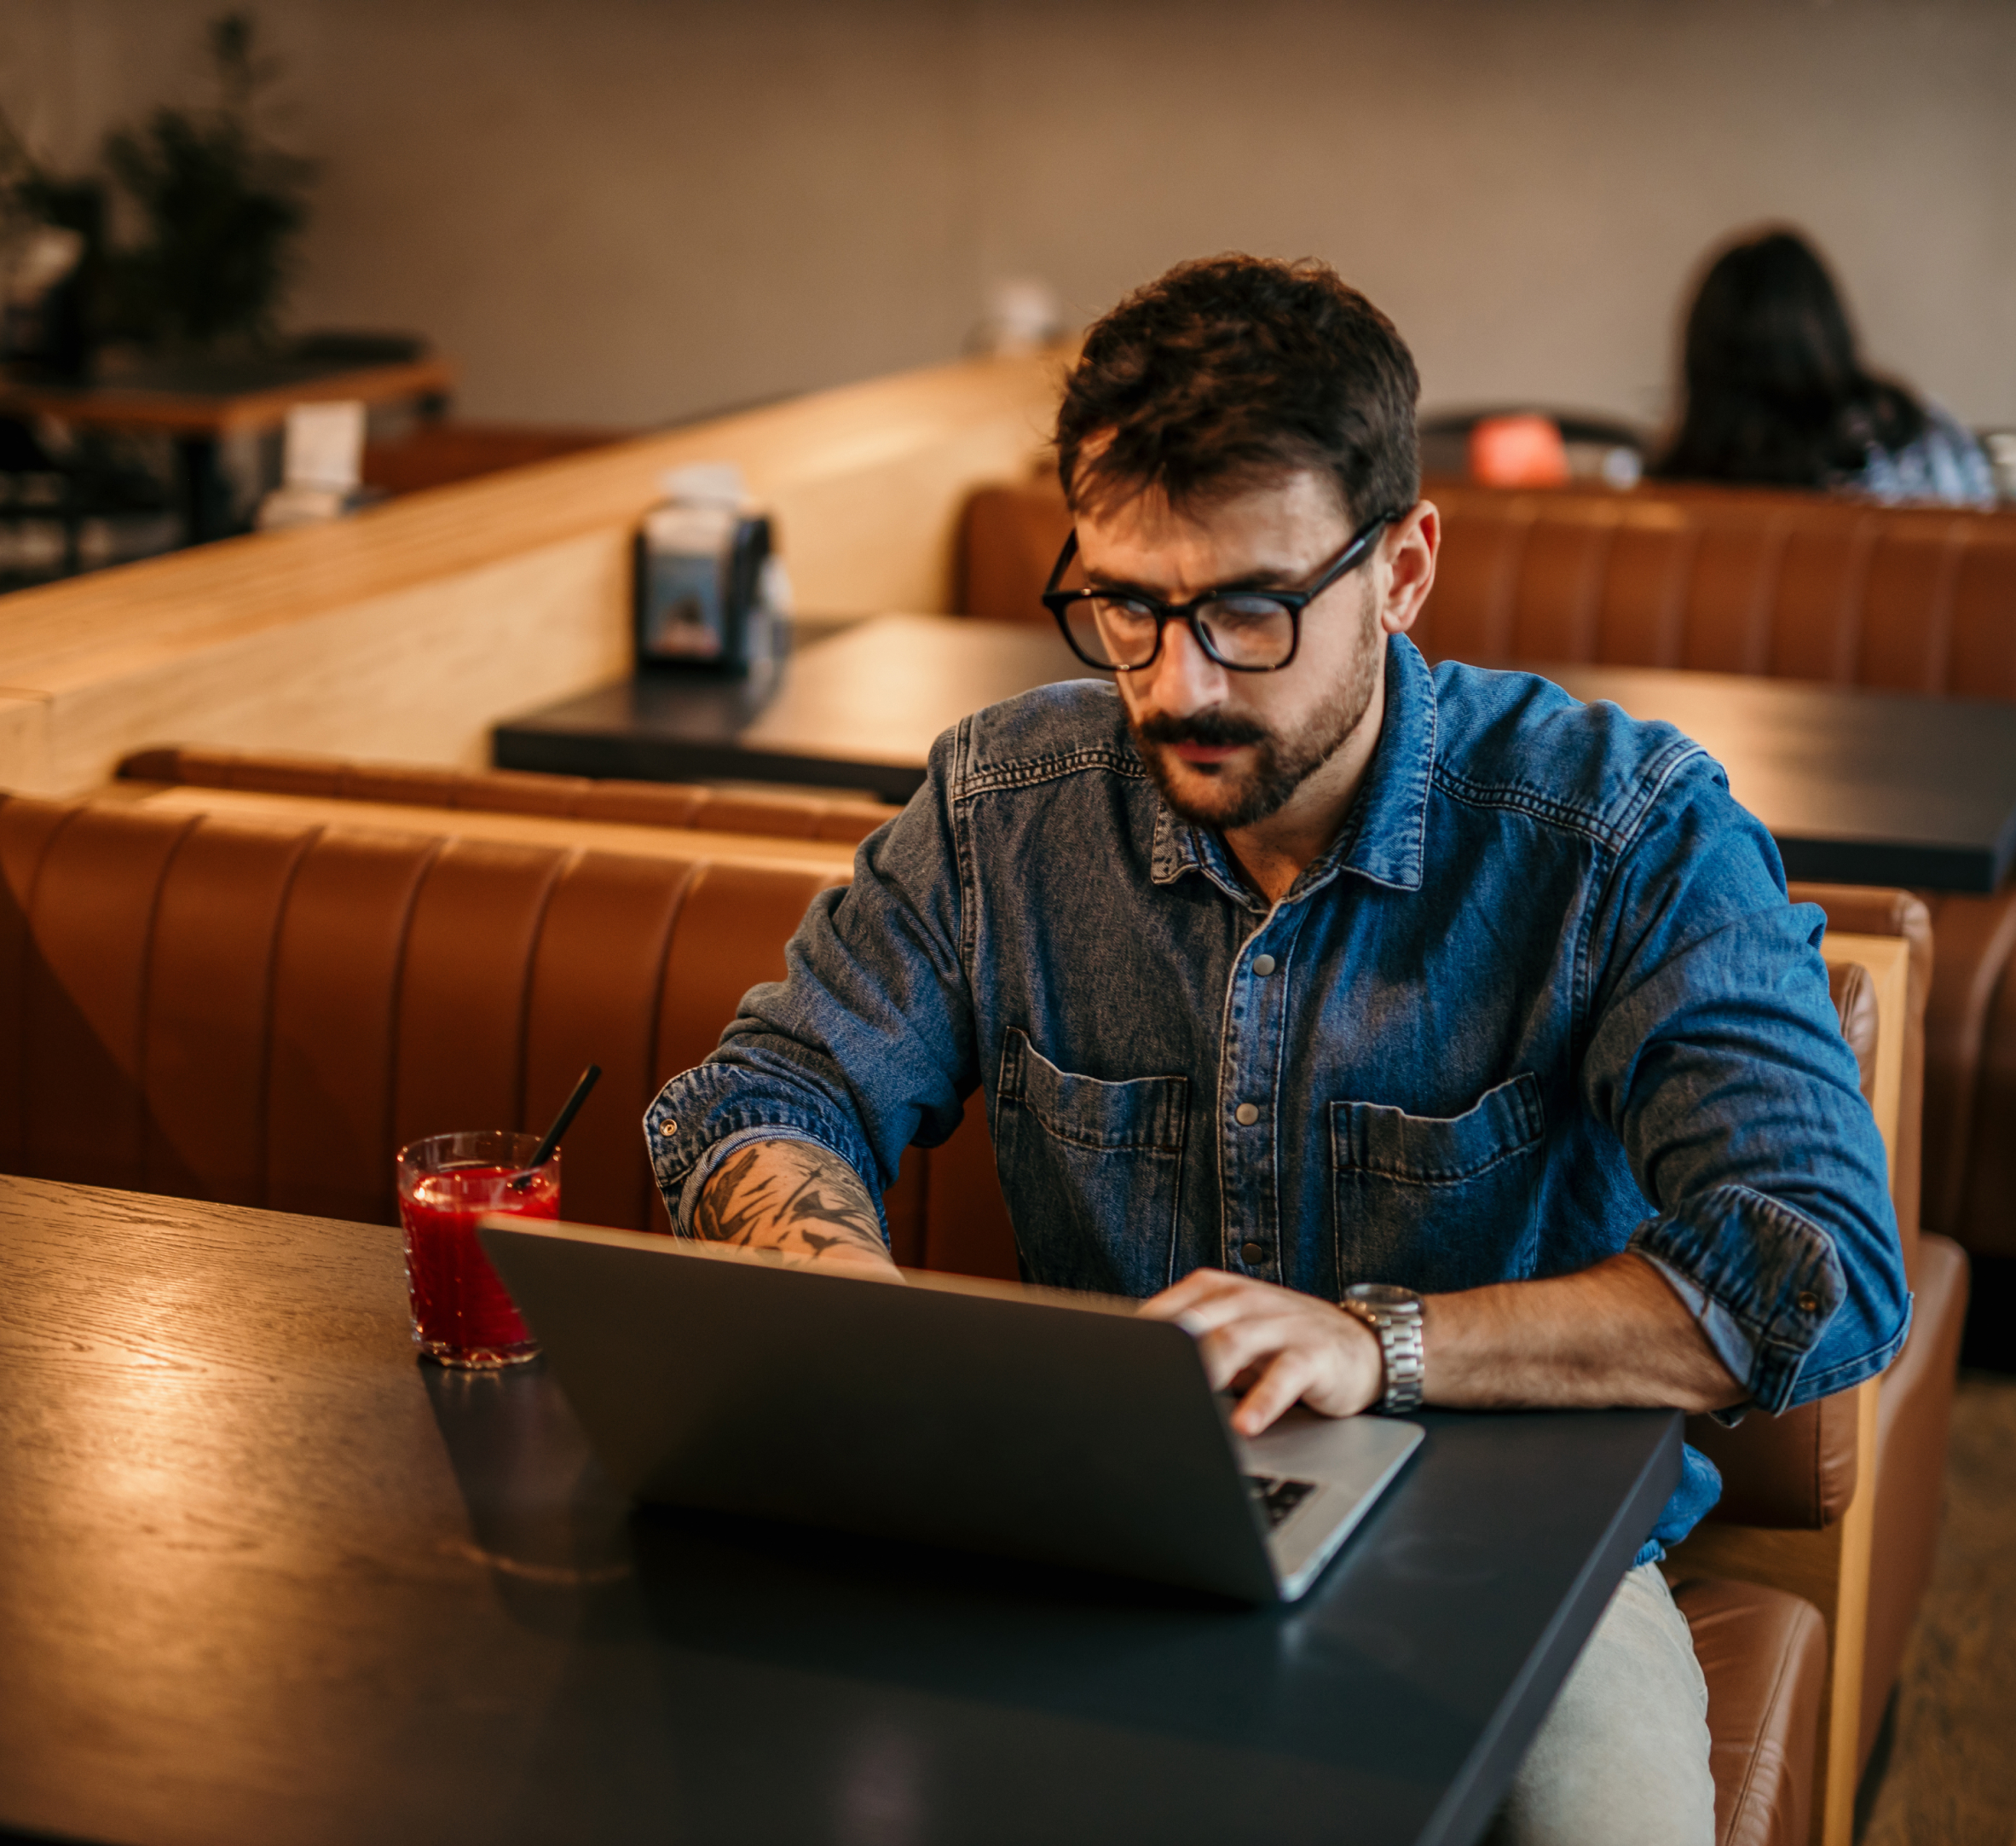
[1095,595,1158,622]
[1208,595,1290,624]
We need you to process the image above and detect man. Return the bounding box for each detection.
[645,256,1908,1843]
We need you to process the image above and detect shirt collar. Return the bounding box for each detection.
[1147,633,1437,904]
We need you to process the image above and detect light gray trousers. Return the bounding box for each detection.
[1486,1562,1717,1846]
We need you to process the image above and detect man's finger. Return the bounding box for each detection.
[1232,1349,1316,1436]
[1139,1268,1245,1320]
[1193,1311,1304,1392]
[1167,1287,1279,1340]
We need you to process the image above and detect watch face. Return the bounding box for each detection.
[1345,1283,1418,1310]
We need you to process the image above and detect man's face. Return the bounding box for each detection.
[1073,469,1387,831]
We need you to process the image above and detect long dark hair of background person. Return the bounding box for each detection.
[1655,229,1926,489]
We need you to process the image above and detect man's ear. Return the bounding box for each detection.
[1379,502,1440,637]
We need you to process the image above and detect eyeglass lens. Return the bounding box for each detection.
[1062,592,1297,671]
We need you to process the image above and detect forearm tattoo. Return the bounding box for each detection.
[691,1141,890,1264]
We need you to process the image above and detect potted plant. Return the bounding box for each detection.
[101,10,315,354]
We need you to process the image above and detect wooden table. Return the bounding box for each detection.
[3,354,455,543]
[0,1178,1678,1846]
[495,618,2016,890]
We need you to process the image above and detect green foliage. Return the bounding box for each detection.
[101,11,314,350]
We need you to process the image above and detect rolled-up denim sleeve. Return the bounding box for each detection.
[644,724,976,1232]
[1582,763,1910,1413]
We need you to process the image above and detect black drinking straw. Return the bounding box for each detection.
[511,1063,602,1189]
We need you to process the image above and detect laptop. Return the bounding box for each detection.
[477,1220,1423,1604]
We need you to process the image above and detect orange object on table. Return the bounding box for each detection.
[1469,414,1570,488]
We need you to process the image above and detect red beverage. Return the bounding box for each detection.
[396,1132,558,1368]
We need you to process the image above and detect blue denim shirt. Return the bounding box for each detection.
[647,635,1911,1554]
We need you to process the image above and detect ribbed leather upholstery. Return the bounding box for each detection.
[950,471,2016,697]
[1918,885,2016,1259]
[1418,487,2016,696]
[0,794,839,1235]
[1672,1577,1828,1846]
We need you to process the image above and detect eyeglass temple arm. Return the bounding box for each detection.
[1043,527,1081,597]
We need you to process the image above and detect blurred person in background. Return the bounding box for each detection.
[1656,228,1995,506]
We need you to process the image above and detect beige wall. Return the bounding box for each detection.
[7,0,2013,434]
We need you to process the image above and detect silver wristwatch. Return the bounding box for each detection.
[1340,1283,1426,1413]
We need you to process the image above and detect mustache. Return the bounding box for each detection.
[1134,709,1273,749]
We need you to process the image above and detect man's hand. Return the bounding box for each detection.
[1145,1252,1747,1435]
[690,1138,901,1278]
[1141,1269,1383,1435]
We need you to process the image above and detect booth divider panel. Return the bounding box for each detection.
[1770,518,1874,686]
[648,861,848,1235]
[1857,524,1966,695]
[266,830,443,1225]
[1595,521,1694,668]
[1419,502,1528,663]
[523,850,699,1233]
[391,840,569,1164]
[1915,888,2016,1244]
[21,806,198,1193]
[1681,518,1784,675]
[142,819,315,1207]
[1511,510,1614,663]
[1945,537,2016,701]
[0,798,83,1173]
[653,863,844,1085]
[1955,958,2016,1259]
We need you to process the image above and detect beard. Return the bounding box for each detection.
[1129,605,1383,830]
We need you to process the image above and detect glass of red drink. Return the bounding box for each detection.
[396,1131,558,1368]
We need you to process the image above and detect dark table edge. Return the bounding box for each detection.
[1775,836,1996,894]
[1419,1410,1684,1846]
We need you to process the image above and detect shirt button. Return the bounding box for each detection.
[1241,1241,1266,1266]
[1251,954,1277,976]
[1796,1291,1819,1313]
[660,1120,678,1137]
[1234,1102,1260,1126]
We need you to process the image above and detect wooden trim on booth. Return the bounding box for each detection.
[1821,934,1909,1212]
[1666,1377,1880,1846]
[1662,931,1904,1846]
[0,349,1069,796]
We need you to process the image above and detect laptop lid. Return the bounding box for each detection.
[480,1220,1411,1603]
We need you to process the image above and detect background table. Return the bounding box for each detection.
[498,613,1092,805]
[3,352,455,543]
[495,617,2016,890]
[0,1178,1677,1846]
[1545,664,2016,892]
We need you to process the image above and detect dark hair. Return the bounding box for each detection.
[1657,229,1924,489]
[1054,255,1419,525]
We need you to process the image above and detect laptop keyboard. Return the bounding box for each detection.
[1245,1473,1318,1529]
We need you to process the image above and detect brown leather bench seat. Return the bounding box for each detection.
[1677,1578,1828,1846]
[0,784,1961,1844]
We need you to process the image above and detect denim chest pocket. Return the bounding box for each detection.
[1331,1073,1546,1292]
[991,1027,1189,1298]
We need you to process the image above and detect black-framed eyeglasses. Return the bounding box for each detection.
[1040,509,1401,674]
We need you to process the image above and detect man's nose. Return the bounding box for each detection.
[1141,617,1228,712]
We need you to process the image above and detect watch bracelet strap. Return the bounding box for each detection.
[1378,1310,1426,1413]
[1346,1296,1426,1414]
